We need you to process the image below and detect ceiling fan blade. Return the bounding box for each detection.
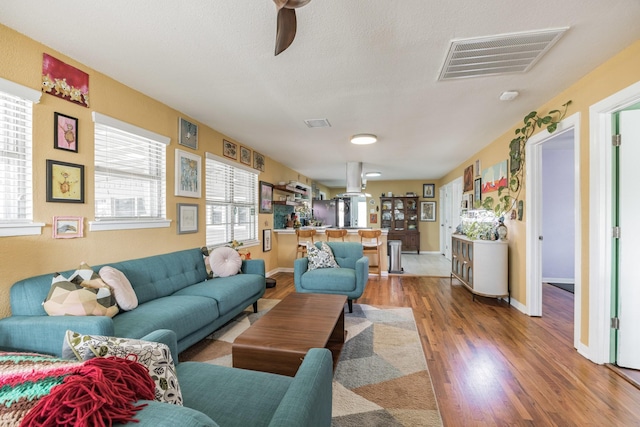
[275,8,297,56]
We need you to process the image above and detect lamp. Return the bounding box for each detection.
[350,134,377,145]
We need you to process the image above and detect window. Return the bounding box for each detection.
[205,153,258,247]
[0,78,43,237]
[91,112,170,231]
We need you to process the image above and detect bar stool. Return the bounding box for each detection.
[358,229,383,276]
[325,229,347,242]
[295,229,316,258]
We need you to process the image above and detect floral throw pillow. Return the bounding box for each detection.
[307,242,340,271]
[62,330,183,405]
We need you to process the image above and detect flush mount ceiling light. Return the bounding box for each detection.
[350,134,377,145]
[499,90,519,101]
[365,171,381,177]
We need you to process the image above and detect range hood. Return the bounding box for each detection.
[337,162,371,197]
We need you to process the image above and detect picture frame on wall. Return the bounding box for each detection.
[468,193,475,209]
[423,183,435,198]
[240,146,252,166]
[46,160,84,203]
[52,216,83,239]
[474,177,482,201]
[175,149,202,198]
[263,229,272,252]
[178,117,198,150]
[223,139,237,160]
[254,151,265,172]
[54,112,78,152]
[259,181,273,213]
[420,201,436,222]
[177,203,198,234]
[463,164,473,192]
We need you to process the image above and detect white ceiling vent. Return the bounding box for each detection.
[438,27,568,80]
[304,118,331,128]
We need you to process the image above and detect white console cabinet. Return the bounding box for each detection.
[450,235,509,301]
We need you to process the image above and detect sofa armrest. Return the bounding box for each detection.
[268,348,333,427]
[241,259,265,276]
[116,400,219,427]
[0,315,114,356]
[355,256,370,293]
[293,257,309,290]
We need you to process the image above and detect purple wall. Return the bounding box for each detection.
[542,142,575,282]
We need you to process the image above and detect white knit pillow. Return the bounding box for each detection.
[99,266,138,311]
[209,247,242,277]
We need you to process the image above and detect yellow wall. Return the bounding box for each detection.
[440,40,640,346]
[0,24,314,318]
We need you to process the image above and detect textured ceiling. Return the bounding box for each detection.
[1,1,639,187]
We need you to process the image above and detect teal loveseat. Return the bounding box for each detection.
[0,248,265,356]
[294,241,369,312]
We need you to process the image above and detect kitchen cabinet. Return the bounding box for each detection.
[381,196,420,253]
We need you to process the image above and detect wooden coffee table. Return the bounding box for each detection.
[232,293,347,377]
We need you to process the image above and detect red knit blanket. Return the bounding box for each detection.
[0,352,155,426]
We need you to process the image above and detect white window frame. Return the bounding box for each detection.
[0,77,44,237]
[90,112,171,232]
[205,152,259,248]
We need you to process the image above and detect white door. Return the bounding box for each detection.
[439,187,446,255]
[451,177,463,232]
[617,109,640,369]
[443,183,452,260]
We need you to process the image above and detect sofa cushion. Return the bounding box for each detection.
[173,275,264,316]
[43,266,119,317]
[178,361,292,427]
[299,268,357,293]
[62,330,183,405]
[99,266,138,311]
[113,295,219,339]
[208,247,242,277]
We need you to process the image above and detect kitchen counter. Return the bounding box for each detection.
[274,227,389,235]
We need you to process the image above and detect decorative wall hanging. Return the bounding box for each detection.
[420,201,436,222]
[175,149,201,198]
[463,164,473,192]
[53,112,78,152]
[240,146,252,166]
[178,118,198,150]
[177,203,199,234]
[46,160,84,203]
[474,178,482,202]
[53,216,84,239]
[254,151,265,172]
[481,160,508,194]
[423,183,435,198]
[259,181,273,213]
[223,139,238,160]
[42,53,89,107]
[263,229,272,252]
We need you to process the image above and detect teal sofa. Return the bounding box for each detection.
[294,241,369,312]
[0,248,266,356]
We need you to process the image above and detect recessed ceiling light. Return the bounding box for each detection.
[350,134,377,145]
[499,90,519,101]
[365,172,381,177]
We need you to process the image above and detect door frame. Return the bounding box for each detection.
[525,113,582,351]
[589,80,640,364]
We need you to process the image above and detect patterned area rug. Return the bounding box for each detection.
[181,299,443,427]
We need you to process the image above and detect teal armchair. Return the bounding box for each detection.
[294,241,369,312]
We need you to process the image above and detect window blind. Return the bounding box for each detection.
[0,90,33,222]
[93,114,168,220]
[205,153,258,247]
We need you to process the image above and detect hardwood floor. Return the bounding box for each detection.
[264,273,640,426]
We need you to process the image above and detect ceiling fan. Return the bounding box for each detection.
[273,0,312,56]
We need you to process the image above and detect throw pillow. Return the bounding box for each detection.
[209,246,242,277]
[62,330,183,405]
[307,242,340,271]
[43,263,119,317]
[99,266,138,311]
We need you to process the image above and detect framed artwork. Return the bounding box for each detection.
[510,140,521,174]
[178,117,198,149]
[259,181,273,213]
[370,213,378,223]
[240,146,252,166]
[463,164,473,192]
[468,193,475,209]
[475,159,481,177]
[223,139,237,160]
[175,149,202,198]
[42,53,90,107]
[46,160,84,203]
[423,183,435,198]
[263,229,272,252]
[254,151,265,172]
[177,203,199,234]
[54,112,78,152]
[420,201,436,222]
[52,216,83,239]
[481,160,508,193]
[474,177,482,201]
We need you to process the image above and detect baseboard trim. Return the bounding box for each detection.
[543,277,574,284]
